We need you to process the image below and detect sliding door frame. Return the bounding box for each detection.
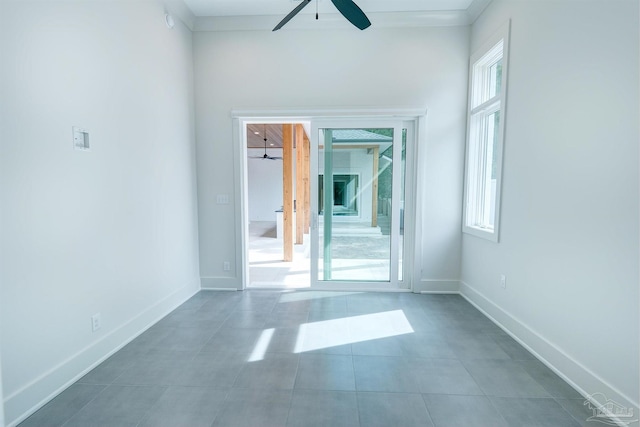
[310,118,411,291]
[231,108,425,292]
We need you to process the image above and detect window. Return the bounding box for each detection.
[464,23,510,242]
[318,174,359,216]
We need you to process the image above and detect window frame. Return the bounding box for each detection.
[463,21,511,242]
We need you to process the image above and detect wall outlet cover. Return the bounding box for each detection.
[91,313,101,332]
[73,126,90,151]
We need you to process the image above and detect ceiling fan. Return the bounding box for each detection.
[250,125,282,160]
[273,0,371,31]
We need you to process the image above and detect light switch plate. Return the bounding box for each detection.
[73,127,90,151]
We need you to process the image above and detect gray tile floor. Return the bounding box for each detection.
[20,291,611,427]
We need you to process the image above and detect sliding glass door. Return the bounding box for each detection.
[310,120,411,289]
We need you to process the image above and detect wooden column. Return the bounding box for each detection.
[283,124,294,261]
[304,133,311,233]
[371,146,379,227]
[295,124,305,245]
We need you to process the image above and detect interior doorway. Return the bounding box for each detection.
[246,123,311,289]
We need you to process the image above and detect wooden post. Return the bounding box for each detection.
[283,124,294,261]
[372,146,379,227]
[295,124,305,245]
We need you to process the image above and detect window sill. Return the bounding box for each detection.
[463,225,499,243]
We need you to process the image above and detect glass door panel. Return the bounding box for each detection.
[317,127,396,282]
[398,129,406,281]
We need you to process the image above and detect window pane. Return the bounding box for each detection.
[471,40,503,108]
[491,111,500,180]
[489,59,502,99]
[483,110,500,229]
[319,175,359,216]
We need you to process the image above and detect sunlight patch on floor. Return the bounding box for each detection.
[278,291,362,303]
[248,328,275,362]
[294,310,414,353]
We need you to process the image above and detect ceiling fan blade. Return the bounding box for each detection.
[331,0,371,30]
[273,0,312,31]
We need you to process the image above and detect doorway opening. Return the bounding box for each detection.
[246,123,311,289]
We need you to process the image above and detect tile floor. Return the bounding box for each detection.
[20,291,612,427]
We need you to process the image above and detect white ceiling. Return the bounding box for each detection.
[183,0,476,17]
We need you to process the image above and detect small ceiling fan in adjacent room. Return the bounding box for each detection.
[249,125,282,160]
[273,0,371,31]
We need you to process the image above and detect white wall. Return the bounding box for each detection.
[461,0,639,415]
[0,1,200,425]
[194,26,469,289]
[247,148,283,222]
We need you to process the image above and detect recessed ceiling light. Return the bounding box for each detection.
[254,131,260,135]
[270,143,275,146]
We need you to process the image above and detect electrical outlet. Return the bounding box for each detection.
[223,261,231,271]
[500,275,506,289]
[91,313,101,332]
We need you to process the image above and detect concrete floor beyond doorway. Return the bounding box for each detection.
[248,218,402,288]
[248,221,310,289]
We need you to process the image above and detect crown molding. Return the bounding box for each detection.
[163,0,197,30]
[189,0,493,32]
[194,10,471,31]
[466,0,493,23]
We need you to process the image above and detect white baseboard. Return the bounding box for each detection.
[413,279,460,293]
[4,283,199,427]
[201,277,241,290]
[459,281,639,427]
